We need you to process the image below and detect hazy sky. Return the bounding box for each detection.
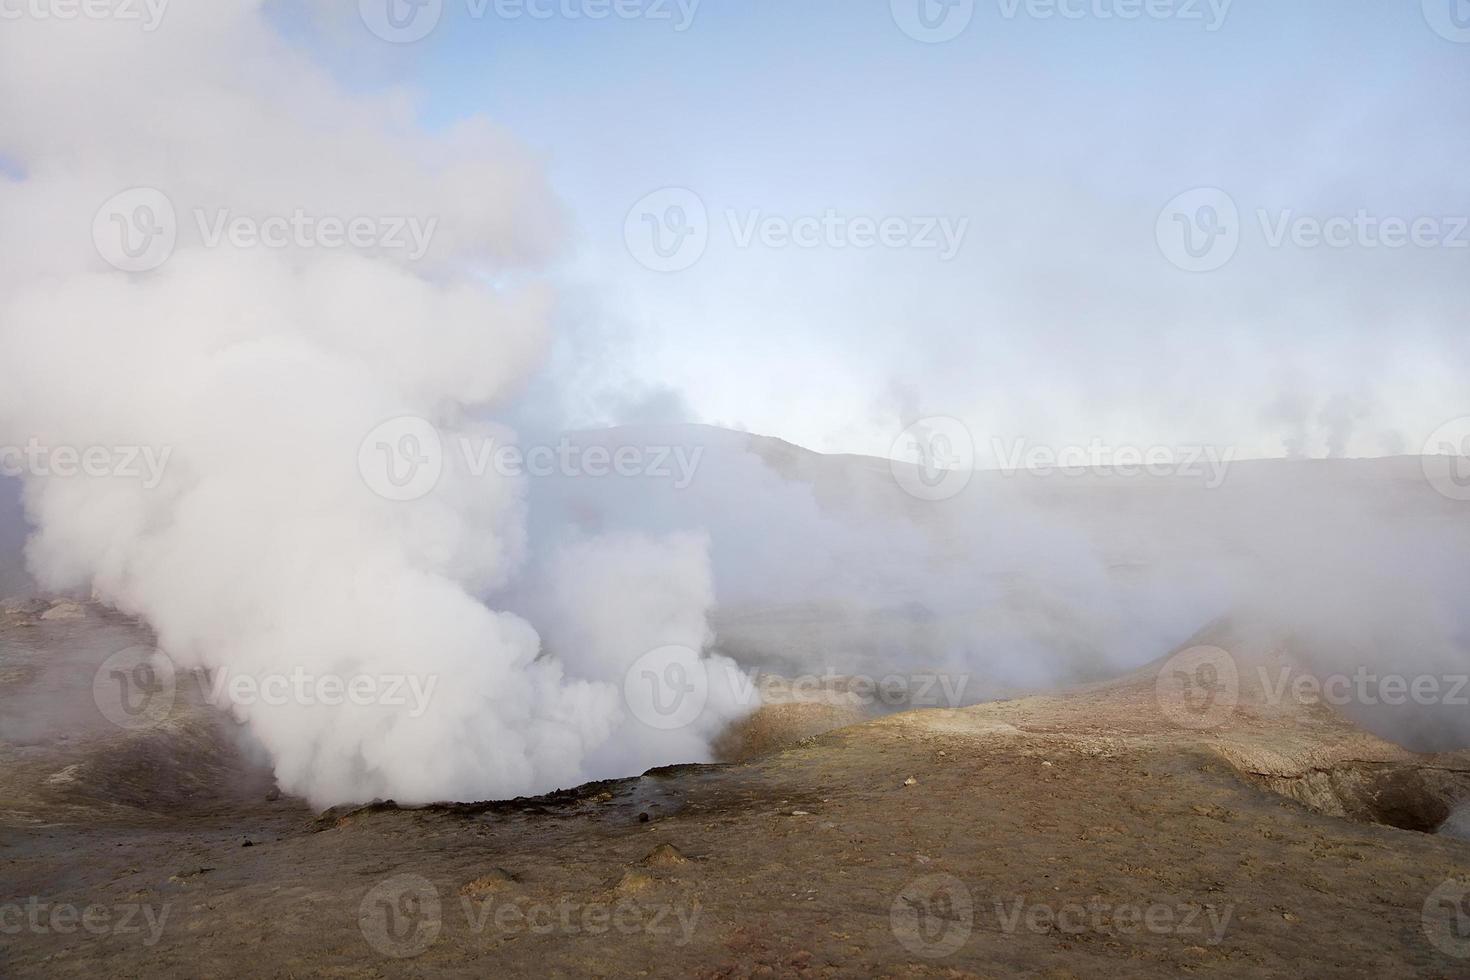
[293,1,1466,461]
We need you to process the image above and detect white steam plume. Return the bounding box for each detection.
[0,2,747,807]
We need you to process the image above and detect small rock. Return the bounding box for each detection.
[638,811,651,823]
[169,867,214,883]
[640,844,690,867]
[611,870,657,896]
[241,840,253,848]
[0,597,47,620]
[460,868,520,896]
[265,787,281,802]
[902,777,917,787]
[45,764,85,786]
[40,600,87,622]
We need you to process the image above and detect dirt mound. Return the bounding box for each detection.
[713,700,866,761]
[873,623,1470,835]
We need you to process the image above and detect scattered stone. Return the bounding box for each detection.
[460,868,520,897]
[45,764,85,786]
[169,867,214,883]
[0,597,48,621]
[902,777,917,787]
[265,787,280,802]
[40,601,87,622]
[640,844,690,868]
[241,840,253,848]
[638,811,650,823]
[611,870,657,896]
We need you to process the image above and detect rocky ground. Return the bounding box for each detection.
[3,601,1470,977]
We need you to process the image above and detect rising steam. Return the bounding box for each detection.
[0,1,747,808]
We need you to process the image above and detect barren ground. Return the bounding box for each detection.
[3,604,1470,978]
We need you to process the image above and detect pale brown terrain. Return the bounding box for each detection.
[4,599,1470,978]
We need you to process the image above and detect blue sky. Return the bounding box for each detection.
[289,0,1469,460]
